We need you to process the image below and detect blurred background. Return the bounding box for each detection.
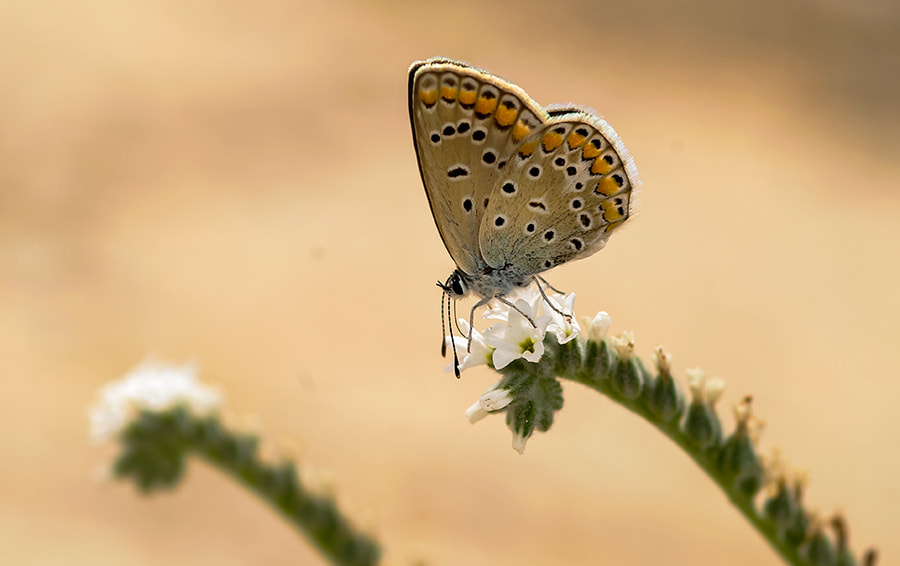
[1,0,898,564]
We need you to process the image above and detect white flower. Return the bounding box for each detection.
[511,431,528,455]
[89,360,221,443]
[444,319,493,374]
[686,368,725,405]
[480,388,514,411]
[545,292,581,344]
[609,330,635,360]
[652,345,672,375]
[482,286,541,322]
[465,401,490,424]
[483,299,551,369]
[465,384,514,424]
[584,311,611,342]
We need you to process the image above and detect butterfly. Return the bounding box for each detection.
[408,57,639,375]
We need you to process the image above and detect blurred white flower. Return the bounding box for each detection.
[511,431,528,455]
[652,345,672,375]
[89,360,221,443]
[686,367,725,405]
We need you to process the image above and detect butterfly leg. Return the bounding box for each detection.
[494,296,538,328]
[533,277,573,323]
[536,274,566,295]
[466,296,494,353]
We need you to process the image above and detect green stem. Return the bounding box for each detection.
[565,371,804,565]
[489,337,869,566]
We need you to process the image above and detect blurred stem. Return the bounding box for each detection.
[114,409,381,566]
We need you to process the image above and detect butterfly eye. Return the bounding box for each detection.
[449,273,467,297]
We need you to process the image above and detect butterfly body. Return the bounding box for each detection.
[443,264,530,301]
[408,57,639,357]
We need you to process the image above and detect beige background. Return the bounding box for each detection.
[1,0,898,564]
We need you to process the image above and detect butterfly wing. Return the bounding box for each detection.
[408,58,549,275]
[479,113,639,274]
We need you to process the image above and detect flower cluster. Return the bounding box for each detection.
[446,287,614,454]
[89,360,221,443]
[445,287,597,374]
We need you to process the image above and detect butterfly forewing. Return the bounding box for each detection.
[408,59,549,275]
[479,114,638,275]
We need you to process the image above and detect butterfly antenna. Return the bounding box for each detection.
[447,292,461,378]
[437,280,461,378]
[439,283,448,357]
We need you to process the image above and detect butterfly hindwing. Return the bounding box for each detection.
[479,114,639,275]
[408,58,549,275]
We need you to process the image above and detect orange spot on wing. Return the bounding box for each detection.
[605,220,624,233]
[541,131,564,152]
[459,88,477,105]
[512,120,531,142]
[582,141,603,159]
[595,176,622,196]
[567,132,586,149]
[591,157,612,175]
[518,140,538,157]
[600,200,625,221]
[475,96,498,116]
[419,89,438,106]
[495,104,517,127]
[440,86,458,102]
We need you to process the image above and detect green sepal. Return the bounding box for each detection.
[581,338,613,383]
[683,401,722,450]
[805,529,835,566]
[717,430,763,498]
[611,356,643,399]
[647,371,686,423]
[763,483,797,533]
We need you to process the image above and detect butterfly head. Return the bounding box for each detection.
[438,270,470,299]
